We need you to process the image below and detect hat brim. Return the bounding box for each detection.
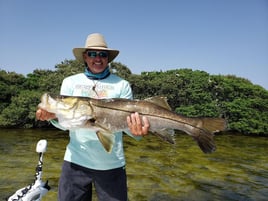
[73,47,119,63]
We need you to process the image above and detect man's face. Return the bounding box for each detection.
[83,50,109,73]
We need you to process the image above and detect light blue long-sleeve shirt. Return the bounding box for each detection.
[53,73,133,170]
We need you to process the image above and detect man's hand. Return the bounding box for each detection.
[36,108,56,121]
[127,112,150,136]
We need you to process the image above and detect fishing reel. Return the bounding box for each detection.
[6,140,50,201]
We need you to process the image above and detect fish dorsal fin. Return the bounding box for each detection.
[144,96,172,111]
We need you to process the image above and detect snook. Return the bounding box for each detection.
[38,93,227,154]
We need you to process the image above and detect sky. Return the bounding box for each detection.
[0,0,267,89]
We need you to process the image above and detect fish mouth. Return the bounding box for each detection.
[39,93,73,111]
[38,93,52,110]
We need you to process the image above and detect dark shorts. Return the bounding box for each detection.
[58,161,128,201]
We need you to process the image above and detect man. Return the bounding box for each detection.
[36,33,149,201]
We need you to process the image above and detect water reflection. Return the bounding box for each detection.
[0,129,267,201]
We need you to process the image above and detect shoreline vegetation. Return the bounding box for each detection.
[0,60,267,135]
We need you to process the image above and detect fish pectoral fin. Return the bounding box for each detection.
[151,129,175,144]
[96,129,115,153]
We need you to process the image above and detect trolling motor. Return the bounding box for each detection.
[7,140,50,201]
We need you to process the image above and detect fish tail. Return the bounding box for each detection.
[200,118,227,133]
[192,129,216,153]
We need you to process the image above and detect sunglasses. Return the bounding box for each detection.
[86,51,108,58]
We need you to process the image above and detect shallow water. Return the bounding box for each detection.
[0,129,267,201]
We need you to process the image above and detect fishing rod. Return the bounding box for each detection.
[6,139,50,201]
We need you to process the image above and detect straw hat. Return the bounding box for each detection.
[73,33,119,63]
